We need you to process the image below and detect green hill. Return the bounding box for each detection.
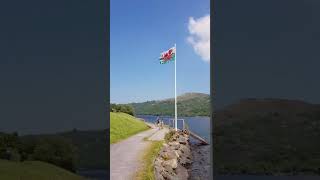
[213,98,320,175]
[129,92,210,116]
[0,160,84,180]
[22,129,109,170]
[110,112,149,143]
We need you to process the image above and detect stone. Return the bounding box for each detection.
[179,145,191,156]
[161,151,179,160]
[179,156,192,167]
[173,150,180,158]
[175,164,189,180]
[162,159,178,169]
[168,142,180,150]
[178,136,188,145]
[161,171,178,180]
[162,146,171,152]
[154,158,163,167]
[168,141,180,146]
[154,170,164,180]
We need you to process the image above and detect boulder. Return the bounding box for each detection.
[173,150,180,158]
[154,170,165,180]
[168,142,180,150]
[162,145,171,152]
[161,171,178,180]
[179,145,191,157]
[179,156,192,167]
[162,159,178,169]
[161,151,179,160]
[178,136,188,145]
[175,164,189,180]
[154,158,163,167]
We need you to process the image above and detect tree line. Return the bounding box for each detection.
[110,103,134,116]
[0,132,77,172]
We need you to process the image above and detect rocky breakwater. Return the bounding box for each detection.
[154,130,192,180]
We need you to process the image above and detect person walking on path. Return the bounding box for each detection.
[156,116,161,129]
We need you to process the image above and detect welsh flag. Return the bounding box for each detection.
[159,47,176,64]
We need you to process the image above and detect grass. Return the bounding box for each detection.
[164,130,175,143]
[136,141,164,180]
[0,160,84,180]
[110,112,149,144]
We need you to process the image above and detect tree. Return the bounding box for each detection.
[31,137,77,172]
[110,104,135,116]
[0,133,21,160]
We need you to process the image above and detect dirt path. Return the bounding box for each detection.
[110,124,168,180]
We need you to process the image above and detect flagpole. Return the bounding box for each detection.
[174,43,177,131]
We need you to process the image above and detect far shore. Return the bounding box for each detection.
[136,114,210,118]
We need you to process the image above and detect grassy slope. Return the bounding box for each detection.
[0,160,84,180]
[213,99,320,175]
[110,112,149,144]
[130,92,210,117]
[22,129,109,170]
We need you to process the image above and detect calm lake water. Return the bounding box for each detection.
[137,115,211,143]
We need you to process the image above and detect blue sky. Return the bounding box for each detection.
[111,0,210,103]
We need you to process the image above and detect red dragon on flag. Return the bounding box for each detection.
[159,47,176,64]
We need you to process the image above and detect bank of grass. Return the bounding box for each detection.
[110,112,149,144]
[0,160,84,180]
[136,141,164,180]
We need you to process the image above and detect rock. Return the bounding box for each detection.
[154,158,163,167]
[168,141,179,146]
[168,142,180,150]
[178,136,188,145]
[162,159,178,169]
[173,150,180,158]
[154,170,165,180]
[162,145,171,152]
[179,156,192,167]
[175,164,189,180]
[161,151,179,160]
[179,145,191,156]
[161,171,178,180]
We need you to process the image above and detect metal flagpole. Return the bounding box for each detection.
[174,43,177,131]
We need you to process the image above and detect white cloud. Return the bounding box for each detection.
[187,15,210,62]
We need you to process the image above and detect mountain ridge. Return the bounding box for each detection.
[127,92,210,117]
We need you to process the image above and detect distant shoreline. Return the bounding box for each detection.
[136,114,210,118]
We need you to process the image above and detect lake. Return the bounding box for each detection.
[137,115,211,143]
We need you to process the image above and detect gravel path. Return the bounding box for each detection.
[110,124,168,180]
[148,128,169,141]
